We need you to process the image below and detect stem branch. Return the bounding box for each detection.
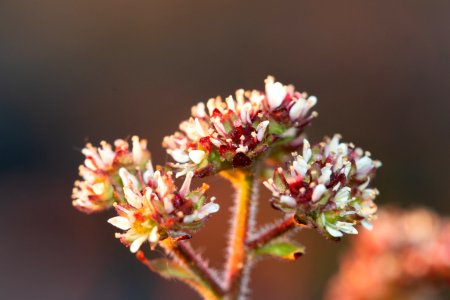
[222,170,254,297]
[158,239,225,298]
[246,216,297,250]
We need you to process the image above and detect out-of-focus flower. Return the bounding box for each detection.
[108,168,219,252]
[263,134,381,239]
[162,76,318,177]
[326,208,450,300]
[72,136,151,213]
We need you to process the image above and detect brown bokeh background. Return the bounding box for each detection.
[1,1,449,299]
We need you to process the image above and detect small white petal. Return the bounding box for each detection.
[195,118,207,137]
[198,202,220,219]
[123,187,143,209]
[356,156,373,177]
[312,184,327,202]
[326,225,343,237]
[107,216,131,230]
[225,96,236,111]
[149,226,160,243]
[163,197,174,214]
[206,98,216,116]
[302,139,312,162]
[119,168,139,189]
[179,171,194,197]
[280,195,297,207]
[130,236,147,253]
[154,171,168,197]
[293,158,308,177]
[189,150,206,164]
[305,96,317,112]
[131,136,146,164]
[341,162,351,177]
[143,161,155,183]
[318,164,332,184]
[170,149,190,163]
[289,99,305,120]
[265,76,286,110]
[325,134,341,157]
[336,221,358,234]
[256,120,270,141]
[183,213,197,224]
[210,138,222,148]
[263,180,279,196]
[192,102,207,118]
[332,182,341,192]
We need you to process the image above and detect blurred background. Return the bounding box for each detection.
[1,1,449,299]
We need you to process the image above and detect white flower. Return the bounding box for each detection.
[256,120,270,141]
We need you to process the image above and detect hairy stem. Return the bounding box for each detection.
[159,239,226,298]
[222,170,255,298]
[246,216,297,250]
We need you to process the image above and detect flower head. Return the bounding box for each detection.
[108,168,219,252]
[264,134,381,239]
[326,208,450,300]
[162,76,318,177]
[72,136,152,213]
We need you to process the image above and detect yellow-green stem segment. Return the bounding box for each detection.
[221,170,254,297]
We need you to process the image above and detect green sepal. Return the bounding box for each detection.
[273,169,289,193]
[268,121,286,135]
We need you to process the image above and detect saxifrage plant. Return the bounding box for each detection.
[72,76,381,299]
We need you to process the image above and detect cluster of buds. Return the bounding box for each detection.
[72,137,219,252]
[72,136,151,213]
[162,76,318,177]
[326,208,450,300]
[264,134,381,239]
[108,169,219,253]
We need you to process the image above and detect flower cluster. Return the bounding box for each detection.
[109,169,219,253]
[72,136,151,213]
[326,208,450,300]
[162,76,318,177]
[264,134,381,239]
[72,137,219,252]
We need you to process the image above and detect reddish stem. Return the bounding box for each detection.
[246,216,297,250]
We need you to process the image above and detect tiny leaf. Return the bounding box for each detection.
[254,241,305,261]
